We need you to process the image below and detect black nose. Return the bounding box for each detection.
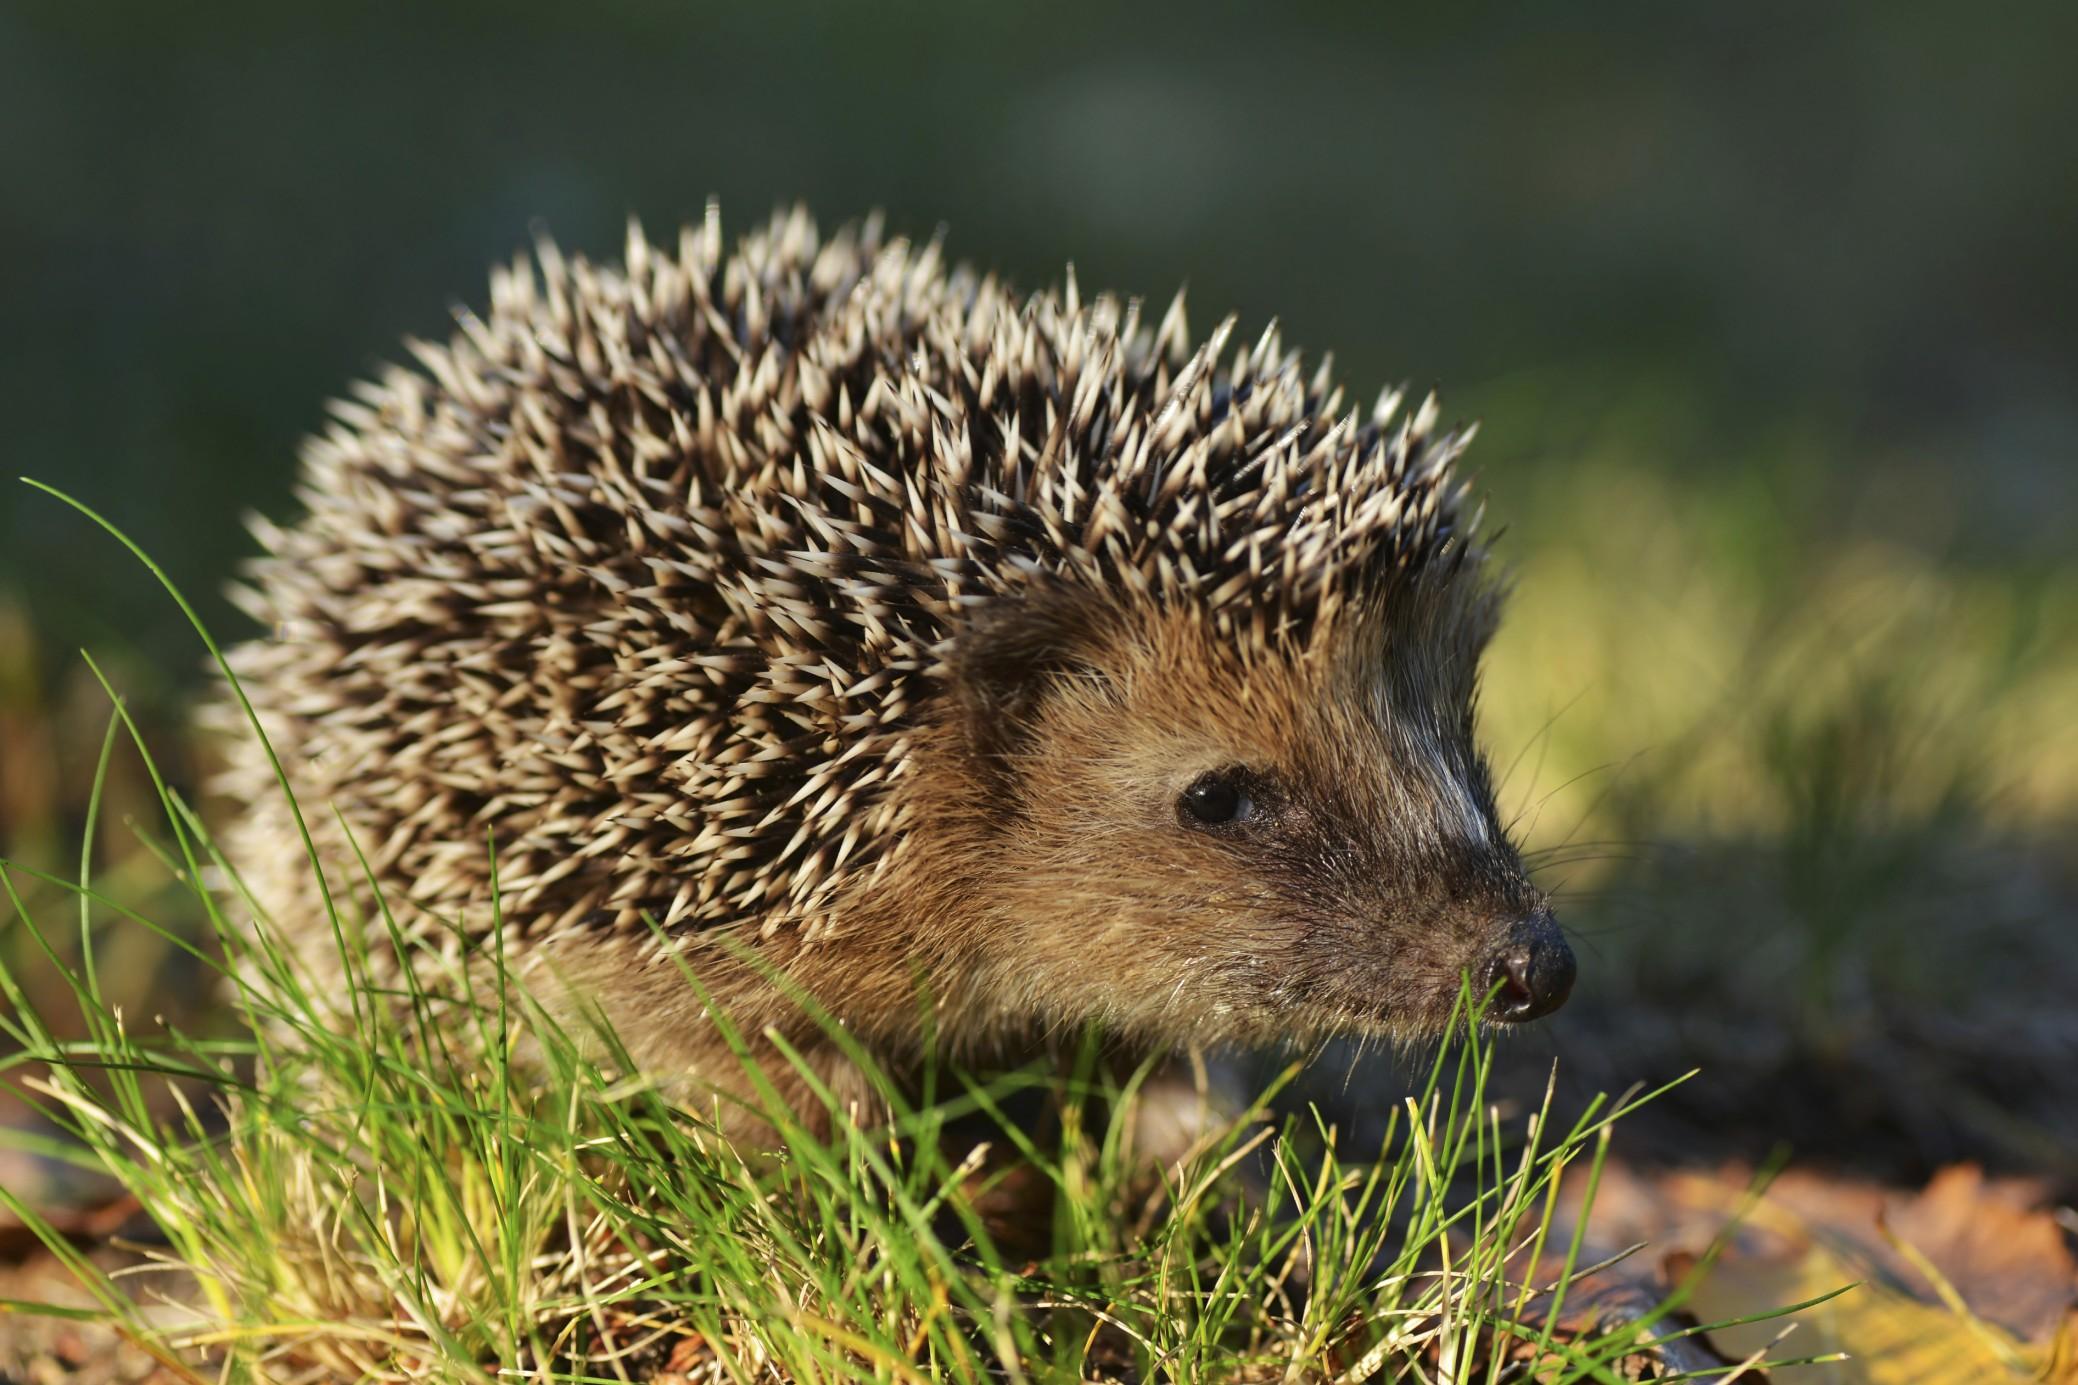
[1479,913,1576,1023]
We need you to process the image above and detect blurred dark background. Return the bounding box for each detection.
[2,1,2075,1185]
[6,1,2075,654]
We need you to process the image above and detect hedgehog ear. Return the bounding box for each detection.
[951,588,1109,762]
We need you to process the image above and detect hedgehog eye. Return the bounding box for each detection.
[1179,770,1253,827]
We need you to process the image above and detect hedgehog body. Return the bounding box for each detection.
[218,206,1572,1119]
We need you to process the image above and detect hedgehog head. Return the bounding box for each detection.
[928,456,1570,1049]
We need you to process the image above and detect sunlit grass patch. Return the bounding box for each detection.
[1473,421,2078,862]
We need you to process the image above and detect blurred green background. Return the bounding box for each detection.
[2,1,2075,1183]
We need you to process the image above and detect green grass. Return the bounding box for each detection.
[0,488,1850,1381]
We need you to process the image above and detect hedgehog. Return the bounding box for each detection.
[214,203,1574,1128]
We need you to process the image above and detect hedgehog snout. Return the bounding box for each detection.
[1476,910,1575,1023]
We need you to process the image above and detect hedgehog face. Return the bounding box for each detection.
[956,596,1572,1047]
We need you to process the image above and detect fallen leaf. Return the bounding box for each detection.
[1550,1160,2078,1384]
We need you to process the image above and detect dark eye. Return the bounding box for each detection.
[1179,770,1253,827]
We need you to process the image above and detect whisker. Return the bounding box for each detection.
[1497,687,1588,832]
